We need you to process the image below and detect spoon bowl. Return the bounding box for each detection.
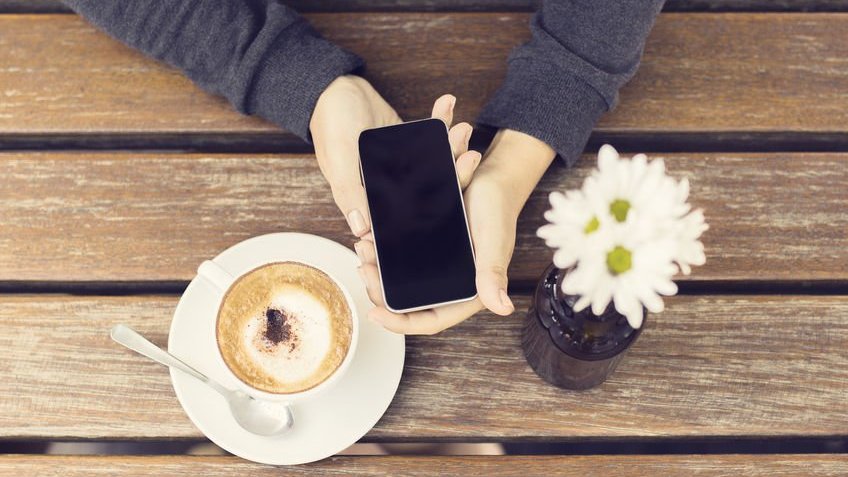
[228,389,294,437]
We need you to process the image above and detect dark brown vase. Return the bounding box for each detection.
[521,264,645,390]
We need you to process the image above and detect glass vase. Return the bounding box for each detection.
[521,264,645,390]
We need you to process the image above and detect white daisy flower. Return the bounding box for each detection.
[671,207,709,275]
[562,224,678,329]
[537,188,609,270]
[585,145,690,229]
[537,144,708,329]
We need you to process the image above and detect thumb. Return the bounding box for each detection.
[473,220,516,317]
[332,180,371,238]
[314,137,373,239]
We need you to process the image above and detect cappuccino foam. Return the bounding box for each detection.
[216,262,353,394]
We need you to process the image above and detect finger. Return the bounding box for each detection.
[475,252,514,317]
[353,239,377,266]
[331,182,371,238]
[448,122,473,159]
[430,94,456,127]
[358,263,384,306]
[369,298,483,335]
[477,272,514,316]
[464,185,516,316]
[455,150,481,190]
[474,223,515,316]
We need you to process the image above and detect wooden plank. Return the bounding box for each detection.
[1,294,845,439]
[1,14,848,139]
[1,152,846,283]
[2,455,848,476]
[3,1,848,13]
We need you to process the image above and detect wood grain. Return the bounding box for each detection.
[1,14,848,139]
[1,294,846,439]
[1,152,846,283]
[3,1,848,13]
[2,455,848,476]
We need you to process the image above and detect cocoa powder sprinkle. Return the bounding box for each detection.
[265,308,291,345]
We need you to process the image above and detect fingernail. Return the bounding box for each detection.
[471,150,482,166]
[353,241,365,264]
[347,209,367,236]
[463,124,473,144]
[448,95,457,110]
[499,289,514,312]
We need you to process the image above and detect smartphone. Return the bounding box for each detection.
[358,118,477,313]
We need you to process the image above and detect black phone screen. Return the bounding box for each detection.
[358,118,477,312]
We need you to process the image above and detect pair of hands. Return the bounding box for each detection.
[309,75,555,334]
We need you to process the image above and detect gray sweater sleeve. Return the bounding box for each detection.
[62,0,363,142]
[477,0,665,165]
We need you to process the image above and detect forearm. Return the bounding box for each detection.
[479,129,556,217]
[478,0,665,164]
[63,0,362,142]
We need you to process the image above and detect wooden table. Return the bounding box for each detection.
[1,0,847,474]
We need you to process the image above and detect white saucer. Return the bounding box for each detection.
[167,233,405,465]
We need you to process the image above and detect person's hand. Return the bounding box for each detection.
[310,75,480,238]
[356,129,557,334]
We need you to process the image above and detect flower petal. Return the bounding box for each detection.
[624,306,644,329]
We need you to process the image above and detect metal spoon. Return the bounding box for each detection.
[110,324,293,437]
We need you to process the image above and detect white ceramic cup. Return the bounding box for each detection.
[196,259,360,409]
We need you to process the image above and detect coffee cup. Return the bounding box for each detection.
[197,259,359,409]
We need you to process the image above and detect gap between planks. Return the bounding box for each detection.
[5,131,848,155]
[1,436,848,454]
[0,279,846,296]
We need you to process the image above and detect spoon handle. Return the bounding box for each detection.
[111,324,208,383]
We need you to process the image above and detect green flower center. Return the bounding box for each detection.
[610,199,631,222]
[584,216,600,234]
[606,246,632,275]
